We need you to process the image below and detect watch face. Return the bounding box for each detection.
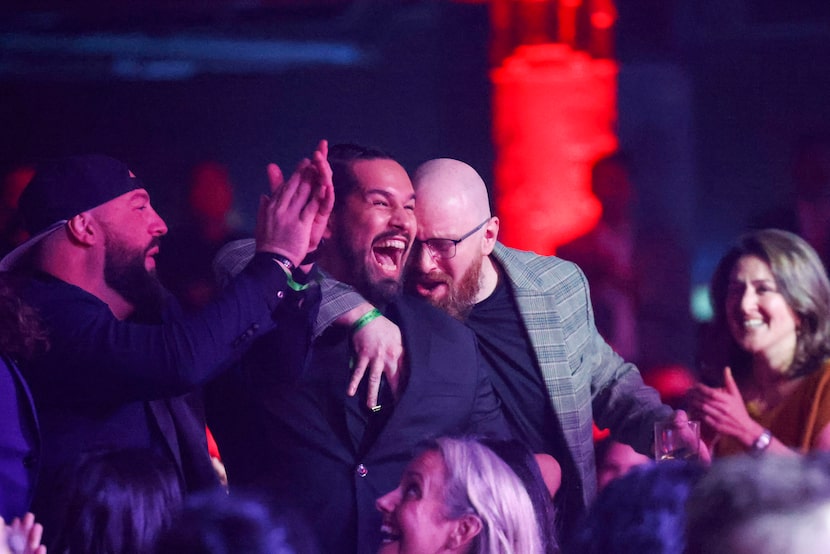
[752,430,772,453]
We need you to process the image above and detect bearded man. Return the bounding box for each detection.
[405,158,701,537]
[0,150,332,543]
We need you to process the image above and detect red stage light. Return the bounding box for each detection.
[491,43,617,254]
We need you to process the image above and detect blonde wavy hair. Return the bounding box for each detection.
[431,436,543,554]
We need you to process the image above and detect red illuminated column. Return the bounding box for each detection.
[490,1,618,254]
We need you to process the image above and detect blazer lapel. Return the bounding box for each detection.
[495,244,596,508]
[496,246,582,459]
[6,355,40,433]
[167,394,219,492]
[344,387,368,454]
[365,300,434,460]
[147,398,185,482]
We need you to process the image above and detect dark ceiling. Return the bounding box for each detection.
[3,0,830,82]
[0,1,426,80]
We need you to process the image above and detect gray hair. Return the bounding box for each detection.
[686,453,830,554]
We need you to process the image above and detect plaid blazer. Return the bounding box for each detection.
[492,243,671,508]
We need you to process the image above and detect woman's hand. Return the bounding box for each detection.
[687,367,765,448]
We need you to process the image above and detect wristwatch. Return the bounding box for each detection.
[751,428,772,455]
[270,253,295,271]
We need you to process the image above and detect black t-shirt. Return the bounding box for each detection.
[466,276,560,454]
[466,274,585,538]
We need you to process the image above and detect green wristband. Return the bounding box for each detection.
[272,258,310,292]
[285,274,310,292]
[351,308,382,334]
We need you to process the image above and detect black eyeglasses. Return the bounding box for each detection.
[418,218,491,260]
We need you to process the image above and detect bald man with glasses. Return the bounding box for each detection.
[401,157,692,538]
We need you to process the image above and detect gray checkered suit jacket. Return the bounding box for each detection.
[493,242,671,507]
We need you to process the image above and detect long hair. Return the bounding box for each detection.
[48,449,183,554]
[0,271,48,360]
[479,439,559,554]
[432,437,543,554]
[703,229,830,382]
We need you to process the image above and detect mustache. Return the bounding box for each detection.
[145,237,162,253]
[417,269,452,285]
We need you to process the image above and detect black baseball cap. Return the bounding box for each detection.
[0,154,145,270]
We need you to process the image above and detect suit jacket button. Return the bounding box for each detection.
[356,463,368,477]
[276,290,285,299]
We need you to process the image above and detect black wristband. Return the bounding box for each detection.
[270,253,295,271]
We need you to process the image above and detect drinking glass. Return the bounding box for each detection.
[654,419,700,462]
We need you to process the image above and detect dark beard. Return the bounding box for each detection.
[103,231,166,322]
[334,226,403,308]
[414,260,481,321]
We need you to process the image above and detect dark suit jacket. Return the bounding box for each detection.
[208,293,510,554]
[14,254,289,535]
[0,354,40,520]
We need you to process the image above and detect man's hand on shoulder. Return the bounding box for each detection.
[338,303,405,409]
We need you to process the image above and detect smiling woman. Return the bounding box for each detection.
[689,229,830,457]
[375,436,543,554]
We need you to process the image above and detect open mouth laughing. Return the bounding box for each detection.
[380,522,400,543]
[414,272,450,298]
[741,317,765,329]
[731,314,767,337]
[373,236,409,276]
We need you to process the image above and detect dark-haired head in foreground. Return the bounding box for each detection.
[566,460,704,554]
[48,448,183,554]
[154,490,319,554]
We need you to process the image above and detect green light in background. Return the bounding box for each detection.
[691,284,713,322]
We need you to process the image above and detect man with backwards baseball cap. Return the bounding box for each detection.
[0,146,332,540]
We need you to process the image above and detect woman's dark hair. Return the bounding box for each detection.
[566,461,705,554]
[702,229,830,383]
[154,491,319,554]
[0,271,48,360]
[48,449,183,554]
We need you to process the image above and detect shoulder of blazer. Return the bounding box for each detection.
[492,243,587,294]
